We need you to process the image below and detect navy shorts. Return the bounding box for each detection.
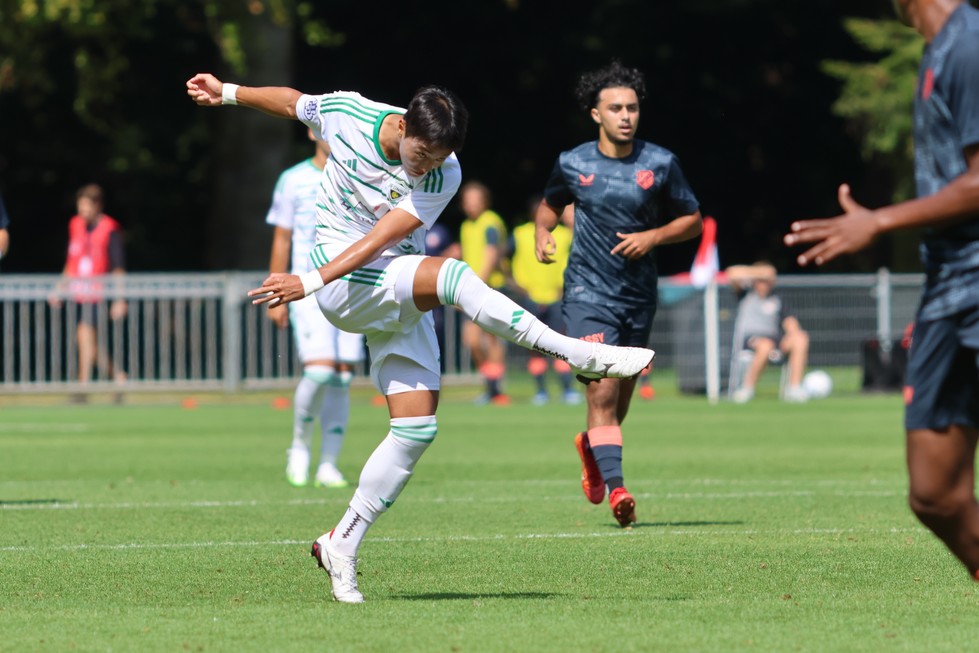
[904,304,979,431]
[562,300,655,347]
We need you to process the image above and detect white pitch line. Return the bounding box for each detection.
[0,526,928,554]
[0,489,908,512]
[0,423,91,432]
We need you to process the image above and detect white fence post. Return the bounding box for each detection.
[704,280,721,404]
[222,273,242,392]
[876,267,892,354]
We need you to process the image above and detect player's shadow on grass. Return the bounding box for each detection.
[0,499,64,506]
[393,591,558,601]
[613,519,745,529]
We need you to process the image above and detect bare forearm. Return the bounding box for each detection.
[233,85,302,119]
[269,228,292,274]
[875,172,979,234]
[534,200,562,233]
[653,212,703,246]
[309,211,420,286]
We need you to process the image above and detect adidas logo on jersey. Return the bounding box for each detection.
[343,159,357,171]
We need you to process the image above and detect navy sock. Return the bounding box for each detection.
[591,444,624,491]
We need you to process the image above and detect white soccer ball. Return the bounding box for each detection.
[802,370,833,399]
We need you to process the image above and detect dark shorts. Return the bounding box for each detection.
[904,303,979,431]
[562,300,655,347]
[73,301,100,326]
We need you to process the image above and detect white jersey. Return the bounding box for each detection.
[295,92,461,262]
[265,158,322,273]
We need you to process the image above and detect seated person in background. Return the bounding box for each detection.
[726,262,809,403]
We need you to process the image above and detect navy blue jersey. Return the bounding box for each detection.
[0,194,8,230]
[915,2,979,258]
[543,140,699,307]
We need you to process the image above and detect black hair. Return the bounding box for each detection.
[404,85,469,152]
[574,60,647,112]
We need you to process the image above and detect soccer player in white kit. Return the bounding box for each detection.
[265,129,366,488]
[187,72,655,603]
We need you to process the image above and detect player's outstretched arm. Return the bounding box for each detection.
[186,73,302,119]
[786,146,979,266]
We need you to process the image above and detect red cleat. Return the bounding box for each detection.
[574,432,605,504]
[609,487,637,527]
[490,393,511,406]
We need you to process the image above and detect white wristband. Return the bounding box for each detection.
[221,83,239,105]
[299,270,325,297]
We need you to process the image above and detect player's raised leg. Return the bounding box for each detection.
[418,257,654,378]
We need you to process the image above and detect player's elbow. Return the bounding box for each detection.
[684,214,704,240]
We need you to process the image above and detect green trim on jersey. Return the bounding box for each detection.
[310,244,389,287]
[372,110,404,166]
[319,96,381,124]
[421,168,445,193]
[334,134,391,176]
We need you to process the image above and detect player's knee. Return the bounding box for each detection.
[303,364,336,385]
[908,484,971,524]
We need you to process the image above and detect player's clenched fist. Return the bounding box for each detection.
[186,73,224,107]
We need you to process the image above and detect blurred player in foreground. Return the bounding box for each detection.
[265,129,365,488]
[785,0,979,581]
[535,60,702,526]
[188,73,654,603]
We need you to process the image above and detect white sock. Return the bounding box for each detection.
[291,365,333,452]
[437,260,592,368]
[319,370,352,466]
[330,507,370,557]
[341,415,437,556]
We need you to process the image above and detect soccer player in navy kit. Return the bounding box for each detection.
[786,0,979,580]
[535,61,703,526]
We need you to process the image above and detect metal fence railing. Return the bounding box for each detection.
[0,271,921,397]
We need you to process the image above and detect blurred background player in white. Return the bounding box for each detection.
[265,129,366,488]
[726,262,810,403]
[459,181,510,404]
[510,199,581,405]
[189,72,653,603]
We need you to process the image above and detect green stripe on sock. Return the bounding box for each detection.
[391,425,438,443]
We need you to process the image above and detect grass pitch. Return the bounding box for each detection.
[2,374,978,652]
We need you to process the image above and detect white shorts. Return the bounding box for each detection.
[289,293,366,364]
[314,253,440,395]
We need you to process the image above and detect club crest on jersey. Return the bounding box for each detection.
[578,173,595,187]
[384,178,412,205]
[636,170,655,189]
[303,98,318,121]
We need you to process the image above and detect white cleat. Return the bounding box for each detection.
[314,462,349,488]
[311,532,364,604]
[731,387,755,404]
[286,447,310,487]
[782,385,810,404]
[574,343,655,381]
